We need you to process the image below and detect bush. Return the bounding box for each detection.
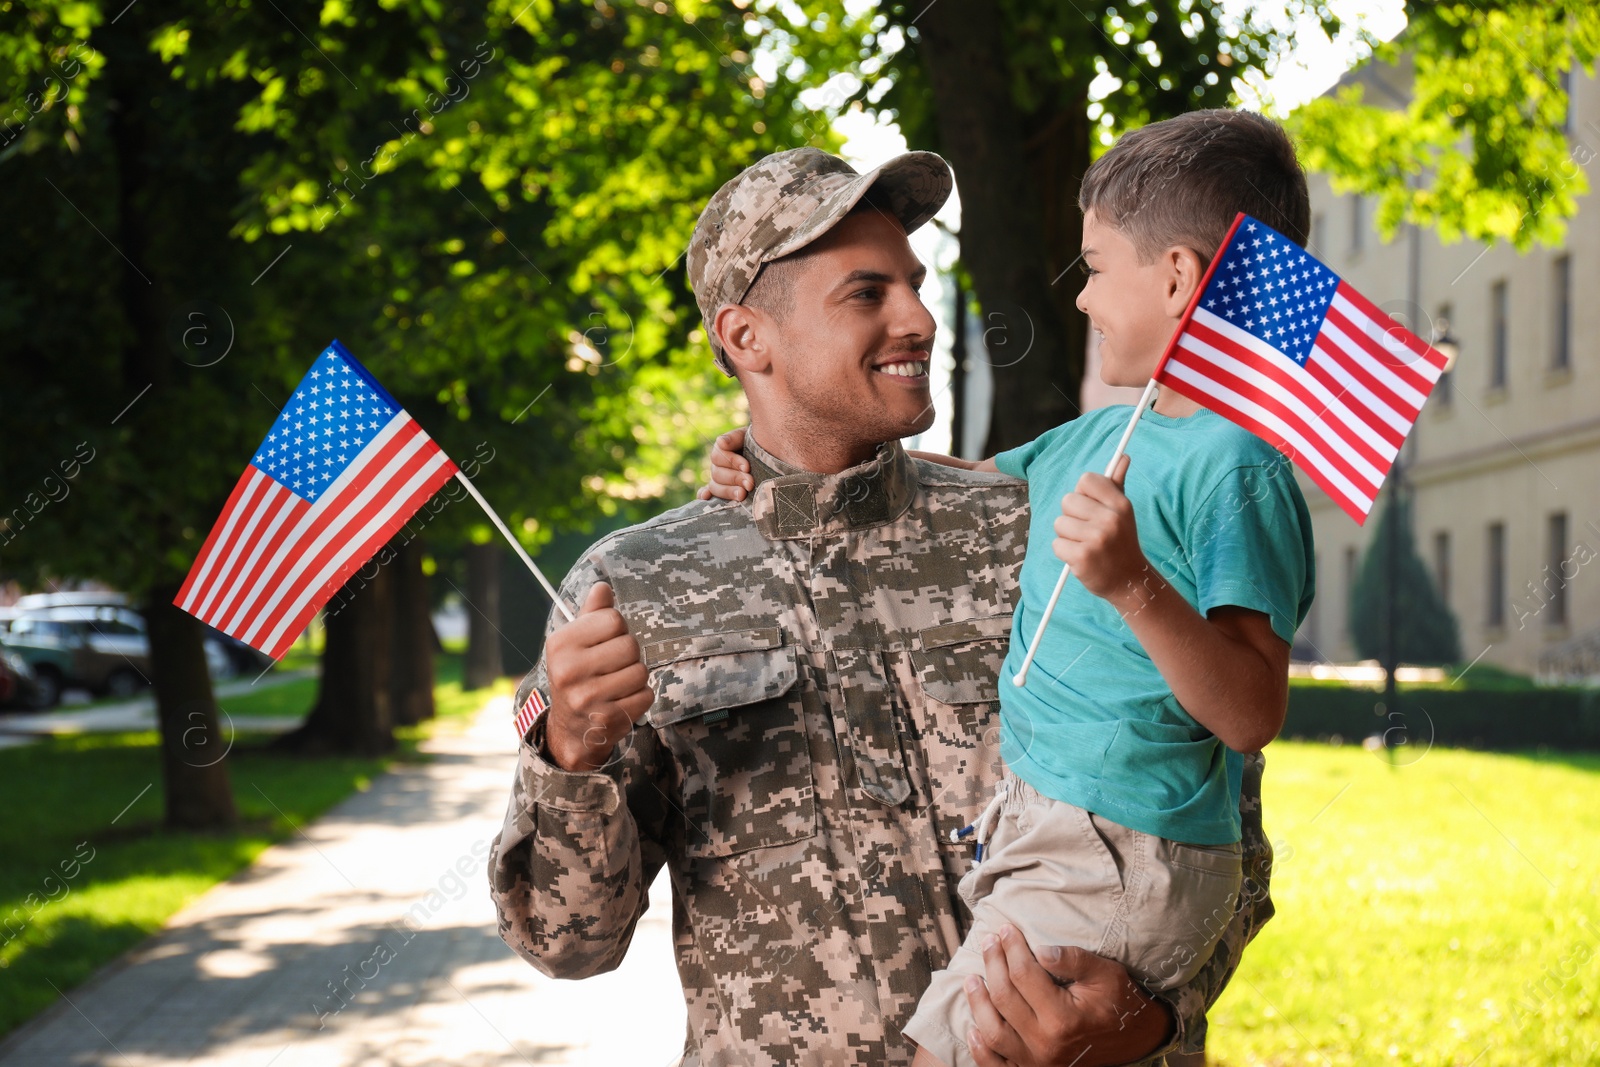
[1349,494,1462,664]
[1284,683,1600,751]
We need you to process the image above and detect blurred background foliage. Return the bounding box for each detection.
[0,0,1592,814]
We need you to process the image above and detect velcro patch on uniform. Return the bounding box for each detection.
[772,482,818,533]
[515,688,548,742]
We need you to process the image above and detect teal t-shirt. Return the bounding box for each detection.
[994,405,1316,844]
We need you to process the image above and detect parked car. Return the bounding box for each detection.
[207,630,275,677]
[0,640,43,709]
[4,605,234,706]
[12,591,130,611]
[8,591,265,674]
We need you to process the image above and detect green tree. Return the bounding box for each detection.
[1350,494,1461,665]
[0,0,858,807]
[1292,1,1599,250]
[833,0,1330,450]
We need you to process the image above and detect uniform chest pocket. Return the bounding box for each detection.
[644,627,816,859]
[912,615,1011,705]
[908,614,1011,848]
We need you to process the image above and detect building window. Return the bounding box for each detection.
[1305,551,1322,649]
[1549,512,1569,626]
[1487,522,1506,628]
[1560,66,1574,135]
[1350,195,1364,253]
[1434,530,1452,608]
[1490,280,1509,389]
[1435,303,1454,405]
[1552,254,1572,371]
[1343,545,1358,641]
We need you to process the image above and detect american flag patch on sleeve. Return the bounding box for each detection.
[514,688,549,743]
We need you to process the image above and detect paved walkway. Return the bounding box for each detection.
[0,702,687,1066]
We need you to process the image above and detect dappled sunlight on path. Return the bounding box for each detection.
[0,701,686,1066]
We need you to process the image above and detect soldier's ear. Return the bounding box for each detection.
[714,304,773,376]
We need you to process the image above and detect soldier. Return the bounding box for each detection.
[488,147,1275,1066]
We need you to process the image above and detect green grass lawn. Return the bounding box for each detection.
[0,654,513,1041]
[218,650,505,723]
[11,677,1588,1063]
[1208,741,1600,1066]
[216,673,317,720]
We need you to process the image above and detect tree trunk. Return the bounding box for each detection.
[390,537,436,726]
[914,1,1080,453]
[1024,103,1094,415]
[107,28,236,830]
[463,541,503,689]
[145,587,238,829]
[278,565,396,756]
[949,269,969,458]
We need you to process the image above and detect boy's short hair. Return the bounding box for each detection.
[1079,109,1310,265]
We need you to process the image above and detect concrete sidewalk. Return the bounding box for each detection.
[0,702,687,1066]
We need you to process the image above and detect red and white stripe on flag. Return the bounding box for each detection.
[514,688,548,742]
[1153,213,1450,524]
[174,342,459,659]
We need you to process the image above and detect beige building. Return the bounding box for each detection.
[1077,64,1598,676]
[1291,64,1598,677]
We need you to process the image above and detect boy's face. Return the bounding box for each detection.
[1075,209,1205,388]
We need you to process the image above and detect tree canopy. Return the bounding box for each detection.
[0,0,860,820]
[1292,0,1599,250]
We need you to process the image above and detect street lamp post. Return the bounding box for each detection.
[1383,182,1461,749]
[1381,309,1458,750]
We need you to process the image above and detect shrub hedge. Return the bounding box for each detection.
[1284,683,1600,752]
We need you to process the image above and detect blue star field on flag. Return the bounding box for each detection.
[1200,218,1341,367]
[250,341,401,502]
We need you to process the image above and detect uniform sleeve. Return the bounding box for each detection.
[487,553,677,980]
[1187,455,1315,645]
[1152,750,1275,1055]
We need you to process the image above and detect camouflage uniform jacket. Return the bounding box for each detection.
[489,436,1275,1066]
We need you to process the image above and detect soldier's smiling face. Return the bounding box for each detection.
[756,209,938,453]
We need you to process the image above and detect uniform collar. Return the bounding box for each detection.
[745,432,917,539]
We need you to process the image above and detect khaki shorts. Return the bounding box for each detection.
[904,773,1243,1067]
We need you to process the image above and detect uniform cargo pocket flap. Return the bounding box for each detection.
[644,626,782,665]
[645,635,797,728]
[913,614,1012,705]
[918,614,1014,650]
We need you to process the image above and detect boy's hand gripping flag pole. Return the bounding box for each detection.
[1010,380,1157,688]
[175,340,571,660]
[1013,212,1451,688]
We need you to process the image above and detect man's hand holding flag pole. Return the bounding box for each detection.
[1013,212,1452,687]
[174,340,571,667]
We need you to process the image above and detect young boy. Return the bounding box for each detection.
[705,109,1315,1067]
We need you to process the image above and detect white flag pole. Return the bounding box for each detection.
[453,470,575,622]
[1011,377,1161,688]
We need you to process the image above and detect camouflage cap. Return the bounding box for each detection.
[688,147,953,375]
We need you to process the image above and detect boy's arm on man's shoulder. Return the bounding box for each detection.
[907,450,1000,473]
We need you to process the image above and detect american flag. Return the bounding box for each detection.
[514,687,548,742]
[1153,213,1450,523]
[175,342,459,658]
